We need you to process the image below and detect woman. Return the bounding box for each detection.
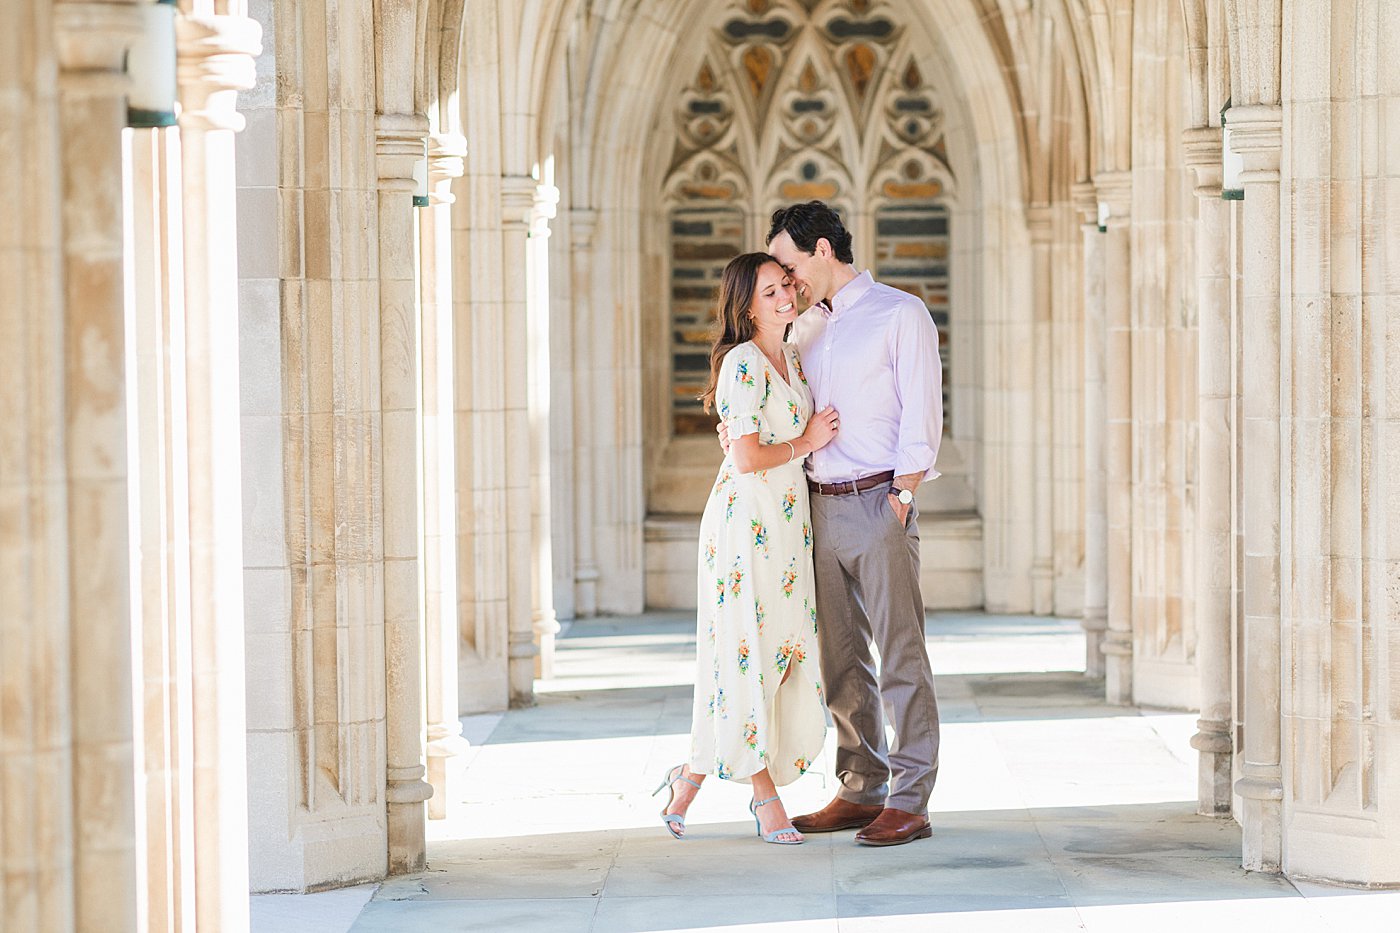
[653,252,840,844]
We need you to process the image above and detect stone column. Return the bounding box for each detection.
[375,113,433,873]
[1183,126,1234,817]
[123,121,194,933]
[1228,103,1284,872]
[569,209,601,617]
[1028,205,1055,615]
[501,175,540,705]
[420,132,468,820]
[54,3,145,928]
[1096,171,1134,704]
[174,10,261,926]
[1073,182,1107,678]
[529,182,561,679]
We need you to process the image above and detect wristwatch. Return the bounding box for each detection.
[892,487,914,506]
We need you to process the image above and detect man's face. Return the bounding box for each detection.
[768,230,830,309]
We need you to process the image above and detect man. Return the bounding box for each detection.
[766,200,943,846]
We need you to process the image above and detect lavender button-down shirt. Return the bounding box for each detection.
[790,270,943,485]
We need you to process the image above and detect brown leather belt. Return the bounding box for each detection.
[807,470,895,497]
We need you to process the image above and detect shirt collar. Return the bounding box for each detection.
[823,270,874,319]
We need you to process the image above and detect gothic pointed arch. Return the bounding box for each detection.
[659,0,961,435]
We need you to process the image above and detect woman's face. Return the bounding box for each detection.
[748,261,797,337]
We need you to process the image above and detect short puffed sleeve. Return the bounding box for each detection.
[715,343,765,439]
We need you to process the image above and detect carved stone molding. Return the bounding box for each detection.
[531,184,560,240]
[176,13,262,132]
[1182,126,1224,198]
[501,175,537,231]
[375,112,430,188]
[1070,181,1098,230]
[570,208,599,249]
[54,2,143,89]
[1224,104,1283,178]
[427,132,467,204]
[1093,171,1132,228]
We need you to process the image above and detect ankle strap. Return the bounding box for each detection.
[752,795,780,808]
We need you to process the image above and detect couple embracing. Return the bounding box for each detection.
[654,201,944,847]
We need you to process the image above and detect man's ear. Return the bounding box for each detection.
[814,237,832,259]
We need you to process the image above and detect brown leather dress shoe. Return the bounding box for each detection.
[790,797,884,833]
[854,807,933,847]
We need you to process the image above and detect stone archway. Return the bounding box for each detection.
[560,0,1044,619]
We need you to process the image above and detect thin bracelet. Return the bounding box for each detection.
[783,441,796,463]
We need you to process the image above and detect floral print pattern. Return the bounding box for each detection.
[689,341,826,787]
[751,519,768,555]
[782,487,797,522]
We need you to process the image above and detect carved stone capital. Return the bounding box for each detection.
[426,133,467,203]
[176,13,262,132]
[501,175,537,231]
[1093,171,1132,228]
[1224,104,1283,180]
[570,209,599,249]
[1070,181,1098,229]
[1025,204,1054,244]
[54,1,143,95]
[375,112,430,190]
[531,184,560,240]
[1182,126,1224,198]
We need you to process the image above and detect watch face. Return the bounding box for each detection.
[896,489,913,504]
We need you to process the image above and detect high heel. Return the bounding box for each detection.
[652,763,702,839]
[750,795,804,845]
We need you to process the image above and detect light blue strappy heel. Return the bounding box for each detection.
[750,795,804,845]
[652,764,702,839]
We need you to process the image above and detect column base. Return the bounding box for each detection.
[1237,774,1283,872]
[1101,630,1133,705]
[425,732,470,820]
[1190,719,1233,816]
[575,564,600,618]
[387,775,434,874]
[1081,610,1107,678]
[509,631,539,708]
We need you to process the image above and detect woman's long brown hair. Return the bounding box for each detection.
[699,252,783,414]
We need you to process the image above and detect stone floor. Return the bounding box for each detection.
[251,611,1400,932]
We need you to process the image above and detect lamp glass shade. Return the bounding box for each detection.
[1096,201,1109,233]
[127,0,178,128]
[412,149,430,207]
[1221,113,1245,200]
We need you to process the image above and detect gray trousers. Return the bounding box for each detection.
[810,482,940,813]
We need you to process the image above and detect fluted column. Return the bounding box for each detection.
[501,176,539,705]
[569,209,601,617]
[375,113,433,873]
[54,4,145,928]
[1228,103,1284,872]
[1028,205,1055,615]
[1183,126,1234,817]
[1073,182,1107,678]
[1096,171,1134,704]
[420,132,468,819]
[529,182,561,679]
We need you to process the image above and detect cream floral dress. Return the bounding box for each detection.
[689,341,826,786]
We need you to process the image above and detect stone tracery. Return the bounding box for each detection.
[664,0,956,435]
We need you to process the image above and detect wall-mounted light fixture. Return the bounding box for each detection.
[1096,201,1109,233]
[127,0,178,128]
[412,143,430,207]
[1221,101,1244,201]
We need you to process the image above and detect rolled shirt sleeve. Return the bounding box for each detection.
[890,297,944,480]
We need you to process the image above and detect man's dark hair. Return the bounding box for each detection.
[766,200,854,264]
